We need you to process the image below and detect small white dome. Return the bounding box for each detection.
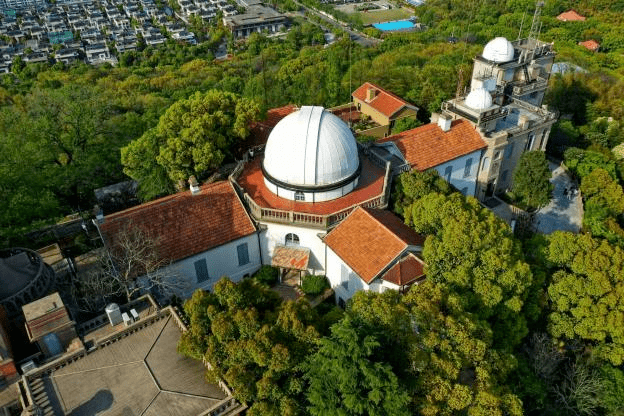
[465,88,493,110]
[483,37,515,63]
[263,106,359,188]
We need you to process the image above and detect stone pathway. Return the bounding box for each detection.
[533,162,583,234]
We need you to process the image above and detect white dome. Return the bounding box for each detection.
[263,106,359,188]
[465,88,493,110]
[482,37,515,63]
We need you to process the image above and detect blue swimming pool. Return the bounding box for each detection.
[373,20,416,31]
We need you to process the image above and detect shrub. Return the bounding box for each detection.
[253,265,278,286]
[301,275,329,296]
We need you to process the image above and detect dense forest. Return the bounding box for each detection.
[2,0,624,413]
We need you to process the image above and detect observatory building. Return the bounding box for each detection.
[439,35,557,199]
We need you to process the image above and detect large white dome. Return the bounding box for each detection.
[483,37,515,63]
[465,88,493,110]
[263,106,359,188]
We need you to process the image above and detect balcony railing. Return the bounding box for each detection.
[512,77,548,96]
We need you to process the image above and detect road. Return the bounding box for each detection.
[292,0,381,47]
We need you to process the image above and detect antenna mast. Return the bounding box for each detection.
[517,9,526,40]
[528,1,544,44]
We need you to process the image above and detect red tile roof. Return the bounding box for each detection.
[236,157,385,216]
[324,207,424,284]
[352,82,417,118]
[381,253,425,286]
[557,10,586,21]
[100,181,256,263]
[378,119,487,171]
[579,39,600,51]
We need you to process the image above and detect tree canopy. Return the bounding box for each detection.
[512,151,553,210]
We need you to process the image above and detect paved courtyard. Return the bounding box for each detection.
[533,161,583,234]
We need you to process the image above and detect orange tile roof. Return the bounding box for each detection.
[236,156,385,216]
[271,246,310,270]
[324,207,424,284]
[579,39,600,51]
[352,82,416,118]
[377,119,487,171]
[100,181,256,263]
[381,253,425,286]
[557,10,586,21]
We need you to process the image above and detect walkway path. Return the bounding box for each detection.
[533,161,583,234]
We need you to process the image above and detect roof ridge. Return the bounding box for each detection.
[364,81,410,107]
[361,207,408,248]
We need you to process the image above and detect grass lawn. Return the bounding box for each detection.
[356,7,413,25]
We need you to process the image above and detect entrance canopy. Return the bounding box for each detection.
[271,245,310,270]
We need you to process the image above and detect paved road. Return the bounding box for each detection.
[533,161,583,234]
[293,0,381,47]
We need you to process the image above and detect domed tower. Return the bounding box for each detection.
[262,106,360,203]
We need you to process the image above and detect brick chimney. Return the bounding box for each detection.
[437,113,452,132]
[366,87,377,101]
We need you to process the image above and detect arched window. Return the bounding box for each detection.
[285,233,300,246]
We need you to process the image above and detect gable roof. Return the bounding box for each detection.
[352,82,417,118]
[100,181,256,263]
[579,39,600,51]
[557,10,586,21]
[381,253,425,286]
[324,207,424,284]
[377,119,487,171]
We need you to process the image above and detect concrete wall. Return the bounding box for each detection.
[432,149,483,197]
[164,234,262,298]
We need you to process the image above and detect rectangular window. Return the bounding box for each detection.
[340,264,349,291]
[463,158,473,178]
[501,170,509,183]
[505,143,514,160]
[444,166,452,182]
[237,243,249,266]
[194,259,209,283]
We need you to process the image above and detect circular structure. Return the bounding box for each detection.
[0,248,55,317]
[465,88,493,110]
[263,106,360,202]
[482,37,515,63]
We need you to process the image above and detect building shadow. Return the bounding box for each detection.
[68,389,113,416]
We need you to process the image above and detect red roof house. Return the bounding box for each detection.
[579,39,600,52]
[557,10,586,22]
[324,207,425,302]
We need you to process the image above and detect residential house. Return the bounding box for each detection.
[556,10,586,22]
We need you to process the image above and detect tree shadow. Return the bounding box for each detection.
[68,389,114,416]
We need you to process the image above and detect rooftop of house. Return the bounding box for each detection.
[24,311,228,415]
[245,104,298,150]
[377,119,487,171]
[22,293,73,341]
[381,253,425,287]
[100,181,256,264]
[557,9,586,21]
[324,207,424,284]
[236,156,386,216]
[579,39,600,51]
[352,82,418,119]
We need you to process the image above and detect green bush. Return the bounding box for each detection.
[253,265,278,286]
[301,275,329,296]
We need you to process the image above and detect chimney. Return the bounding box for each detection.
[188,176,201,195]
[437,113,452,132]
[518,114,530,129]
[366,87,377,101]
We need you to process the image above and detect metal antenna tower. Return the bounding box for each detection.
[528,1,544,43]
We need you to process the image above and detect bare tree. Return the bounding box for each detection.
[525,332,565,383]
[72,225,190,311]
[552,359,603,416]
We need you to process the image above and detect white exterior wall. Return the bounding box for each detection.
[259,222,327,274]
[263,177,359,202]
[432,149,483,197]
[163,234,261,298]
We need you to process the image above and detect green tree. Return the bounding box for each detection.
[303,315,411,416]
[580,168,624,242]
[512,151,553,210]
[392,169,451,217]
[122,90,260,186]
[545,232,624,365]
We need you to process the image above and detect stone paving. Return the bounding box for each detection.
[533,161,583,234]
